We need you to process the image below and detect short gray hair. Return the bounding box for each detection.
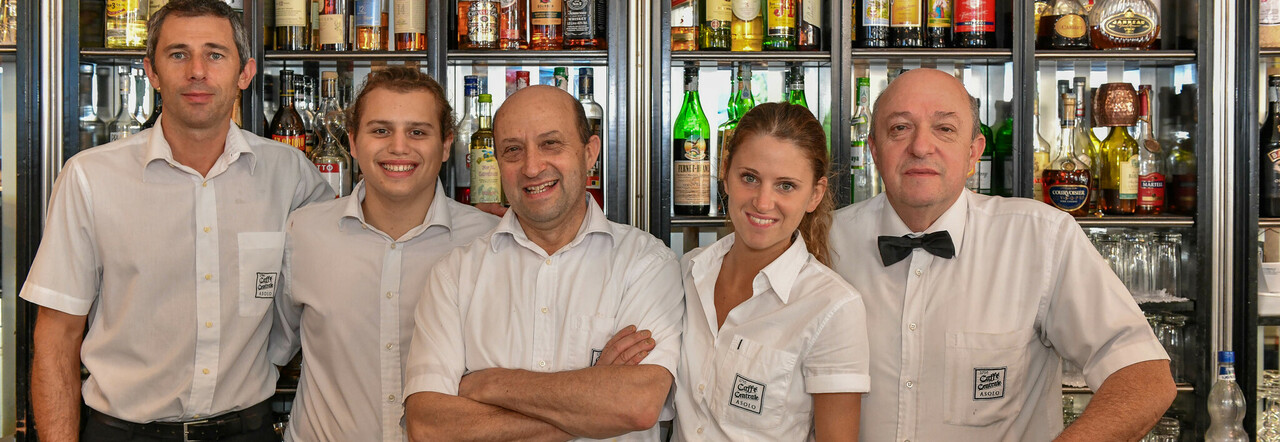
[870,71,984,142]
[146,0,251,71]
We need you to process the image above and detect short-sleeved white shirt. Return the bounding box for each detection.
[830,191,1168,442]
[19,118,332,423]
[671,233,870,442]
[403,199,685,441]
[269,181,498,442]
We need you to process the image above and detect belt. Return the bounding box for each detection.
[88,400,271,442]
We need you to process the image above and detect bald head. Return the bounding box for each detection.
[872,69,982,141]
[495,85,593,144]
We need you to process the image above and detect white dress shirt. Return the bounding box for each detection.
[270,181,498,442]
[20,118,332,423]
[671,233,870,442]
[830,192,1168,442]
[403,199,685,441]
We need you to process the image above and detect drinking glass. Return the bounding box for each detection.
[1157,313,1186,383]
[1155,233,1182,297]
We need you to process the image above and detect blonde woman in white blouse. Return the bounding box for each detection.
[672,103,871,441]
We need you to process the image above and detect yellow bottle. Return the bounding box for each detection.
[105,0,148,49]
[731,0,763,51]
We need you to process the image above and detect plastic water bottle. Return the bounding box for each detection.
[1206,351,1249,441]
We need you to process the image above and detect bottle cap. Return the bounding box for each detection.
[1218,351,1235,363]
[478,94,492,103]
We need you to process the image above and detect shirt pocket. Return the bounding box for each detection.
[572,314,616,368]
[943,327,1036,427]
[709,335,799,430]
[237,232,285,318]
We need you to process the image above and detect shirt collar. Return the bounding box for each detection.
[878,190,969,257]
[340,181,455,241]
[142,117,257,180]
[492,196,615,256]
[687,231,812,305]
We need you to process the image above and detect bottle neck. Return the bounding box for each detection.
[478,103,493,130]
[1218,364,1236,381]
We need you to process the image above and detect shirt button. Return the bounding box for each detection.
[541,307,548,314]
[539,360,546,368]
[545,259,552,265]
[201,181,207,187]
[391,243,397,250]
[203,226,210,233]
[386,292,394,299]
[387,394,395,402]
[698,383,705,392]
[908,323,917,331]
[202,368,210,375]
[906,380,914,388]
[386,343,394,350]
[914,268,923,276]
[205,321,213,328]
[204,273,212,280]
[697,427,704,434]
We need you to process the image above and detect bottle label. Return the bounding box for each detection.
[1048,184,1089,211]
[1119,156,1139,199]
[954,0,994,33]
[470,148,502,204]
[273,134,307,152]
[802,0,821,26]
[394,0,427,33]
[674,158,712,206]
[319,14,345,45]
[316,162,346,197]
[1054,14,1086,39]
[1269,148,1280,163]
[927,0,951,28]
[531,0,564,26]
[277,0,308,27]
[469,3,499,43]
[766,0,795,28]
[566,0,596,37]
[1032,152,1050,200]
[973,157,992,193]
[106,0,137,18]
[863,0,889,27]
[706,0,733,23]
[1138,172,1166,207]
[733,0,761,21]
[1266,0,1280,25]
[356,0,385,27]
[1173,173,1196,210]
[851,140,866,168]
[1101,8,1155,39]
[890,0,920,27]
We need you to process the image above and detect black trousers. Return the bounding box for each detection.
[81,403,280,442]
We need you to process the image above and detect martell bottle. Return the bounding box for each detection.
[464,1,499,49]
[355,0,388,50]
[1044,96,1091,216]
[702,0,734,50]
[277,0,310,50]
[394,0,428,50]
[270,70,309,154]
[1135,85,1164,215]
[470,94,501,205]
[673,67,712,216]
[498,0,528,50]
[763,0,797,50]
[1096,82,1139,215]
[579,68,605,207]
[1087,0,1158,50]
[889,0,922,48]
[925,0,951,48]
[1262,75,1280,217]
[863,0,890,47]
[1039,0,1090,49]
[454,76,481,204]
[531,0,565,50]
[953,0,994,48]
[565,0,606,49]
[731,0,765,51]
[797,0,822,50]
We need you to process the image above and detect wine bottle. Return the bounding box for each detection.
[731,0,764,51]
[1263,75,1280,217]
[1097,83,1139,215]
[319,0,351,51]
[715,69,741,215]
[797,0,821,50]
[889,0,922,48]
[763,0,797,51]
[277,0,310,50]
[953,0,994,48]
[863,0,890,47]
[702,0,734,50]
[674,67,712,216]
[925,0,951,48]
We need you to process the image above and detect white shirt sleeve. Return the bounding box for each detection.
[403,251,467,399]
[19,160,100,316]
[268,220,303,366]
[802,294,872,394]
[290,150,336,209]
[1041,216,1169,391]
[615,249,685,379]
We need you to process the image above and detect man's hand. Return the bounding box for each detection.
[595,325,655,366]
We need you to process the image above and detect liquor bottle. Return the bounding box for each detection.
[1205,352,1248,442]
[850,1,857,45]
[565,0,606,49]
[1264,0,1280,49]
[79,64,109,149]
[355,0,388,50]
[993,106,1013,197]
[925,0,951,48]
[852,77,881,202]
[673,67,712,216]
[465,1,499,49]
[454,76,481,204]
[735,63,756,115]
[1263,75,1280,217]
[715,70,741,215]
[1043,96,1090,216]
[1033,0,1049,37]
[763,0,797,50]
[579,68,606,207]
[499,0,528,50]
[105,0,147,49]
[270,70,309,154]
[1087,0,1157,50]
[1165,130,1195,215]
[132,74,151,125]
[457,0,473,48]
[554,67,571,93]
[297,76,319,153]
[1032,95,1052,203]
[889,0,922,48]
[141,95,162,130]
[1135,85,1164,215]
[1074,77,1103,216]
[702,0,733,50]
[149,0,168,17]
[786,66,808,110]
[797,0,821,50]
[672,0,699,51]
[320,0,351,51]
[311,0,323,50]
[953,0,994,48]
[80,0,106,48]
[967,120,994,194]
[264,0,276,50]
[471,94,501,205]
[531,0,565,50]
[863,0,890,47]
[277,0,310,50]
[313,73,353,197]
[1097,83,1138,215]
[394,0,427,50]
[731,0,764,51]
[108,66,143,141]
[1039,0,1089,49]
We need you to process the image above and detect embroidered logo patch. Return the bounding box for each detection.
[591,349,602,366]
[255,272,278,298]
[974,367,1007,400]
[728,374,766,414]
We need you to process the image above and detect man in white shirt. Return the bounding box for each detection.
[402,85,685,441]
[269,66,499,441]
[829,68,1176,441]
[22,1,332,440]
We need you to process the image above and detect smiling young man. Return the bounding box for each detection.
[402,85,685,441]
[22,1,332,440]
[827,68,1176,441]
[267,66,499,441]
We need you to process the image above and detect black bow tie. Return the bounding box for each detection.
[877,231,956,266]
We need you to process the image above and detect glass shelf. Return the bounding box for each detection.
[670,216,730,229]
[850,48,1013,62]
[1074,216,1195,228]
[447,50,608,66]
[80,48,146,60]
[1062,383,1194,394]
[672,51,831,64]
[1138,300,1195,312]
[265,50,431,61]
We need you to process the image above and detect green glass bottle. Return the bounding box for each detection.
[702,0,733,50]
[786,66,808,110]
[674,67,712,216]
[967,118,995,195]
[736,64,756,116]
[763,0,798,50]
[993,107,1014,197]
[715,69,741,215]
